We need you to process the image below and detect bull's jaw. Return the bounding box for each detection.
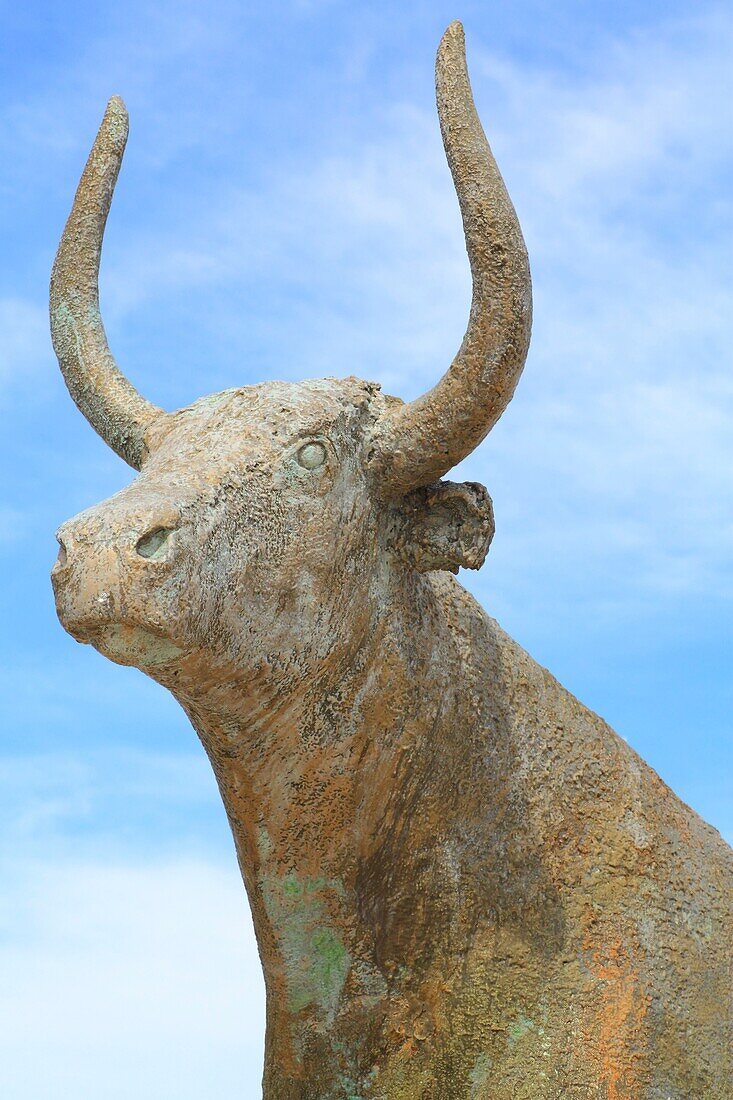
[54,604,187,669]
[87,623,186,667]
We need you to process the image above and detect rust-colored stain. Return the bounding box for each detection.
[582,929,651,1099]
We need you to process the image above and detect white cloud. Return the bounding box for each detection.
[0,747,266,1098]
[2,9,732,1096]
[98,4,733,615]
[0,748,214,852]
[0,857,265,1100]
[475,11,733,615]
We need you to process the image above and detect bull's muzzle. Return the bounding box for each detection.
[52,505,185,667]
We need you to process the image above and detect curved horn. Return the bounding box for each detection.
[375,22,532,494]
[50,97,163,470]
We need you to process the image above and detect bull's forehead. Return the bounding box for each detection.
[145,377,388,471]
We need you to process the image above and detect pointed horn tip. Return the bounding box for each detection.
[437,21,468,81]
[105,95,128,116]
[101,96,129,143]
[439,20,466,51]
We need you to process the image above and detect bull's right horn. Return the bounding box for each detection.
[50,97,163,470]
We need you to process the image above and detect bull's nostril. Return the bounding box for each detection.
[55,539,68,567]
[136,527,173,560]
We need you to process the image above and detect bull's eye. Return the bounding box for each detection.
[296,441,328,470]
[136,527,173,560]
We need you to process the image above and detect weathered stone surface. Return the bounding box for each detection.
[50,21,732,1100]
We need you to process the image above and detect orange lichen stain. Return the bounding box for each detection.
[582,926,650,1100]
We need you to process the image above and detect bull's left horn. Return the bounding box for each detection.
[373,22,532,494]
[50,97,163,470]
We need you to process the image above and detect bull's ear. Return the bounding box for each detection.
[393,480,495,574]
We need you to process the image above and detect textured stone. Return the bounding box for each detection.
[50,21,732,1100]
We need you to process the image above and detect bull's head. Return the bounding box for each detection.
[51,23,531,690]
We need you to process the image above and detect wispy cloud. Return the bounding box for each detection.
[0,748,221,857]
[0,746,266,1096]
[1,5,731,1096]
[89,3,733,617]
[0,856,265,1099]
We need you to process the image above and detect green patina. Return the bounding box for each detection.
[259,856,350,1020]
[98,624,184,667]
[256,823,273,859]
[329,1037,379,1099]
[469,1052,492,1098]
[289,924,349,1014]
[507,1013,535,1046]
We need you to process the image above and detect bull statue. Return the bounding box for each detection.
[50,21,731,1100]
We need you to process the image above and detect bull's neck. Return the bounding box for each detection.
[176,572,453,882]
[169,573,459,1079]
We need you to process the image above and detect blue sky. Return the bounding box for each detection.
[1,1,731,1095]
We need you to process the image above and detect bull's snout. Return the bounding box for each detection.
[54,515,178,573]
[52,503,183,661]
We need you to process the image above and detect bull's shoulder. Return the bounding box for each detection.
[423,574,732,1081]
[427,571,733,891]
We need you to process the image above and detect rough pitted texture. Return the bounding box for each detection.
[53,381,733,1097]
[49,20,732,1100]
